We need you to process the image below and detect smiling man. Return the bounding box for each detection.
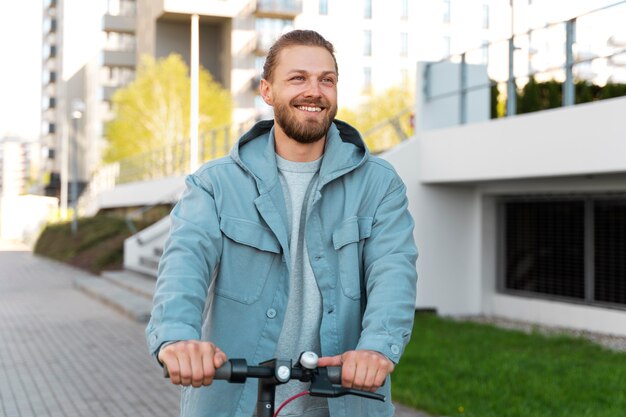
[146,30,418,417]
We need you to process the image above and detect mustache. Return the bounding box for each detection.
[291,99,329,108]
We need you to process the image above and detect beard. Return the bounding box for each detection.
[274,98,337,144]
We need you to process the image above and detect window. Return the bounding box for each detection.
[400,0,408,19]
[400,32,408,57]
[363,30,372,56]
[442,0,451,23]
[256,18,292,52]
[364,0,372,19]
[482,4,490,29]
[443,36,451,57]
[319,0,328,15]
[400,68,409,87]
[362,67,372,93]
[481,40,489,64]
[500,196,626,308]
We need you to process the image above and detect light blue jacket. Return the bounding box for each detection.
[146,120,418,417]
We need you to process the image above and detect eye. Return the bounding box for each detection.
[321,77,336,85]
[290,76,305,81]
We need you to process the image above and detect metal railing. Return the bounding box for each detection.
[423,0,626,126]
[105,121,253,186]
[362,107,414,154]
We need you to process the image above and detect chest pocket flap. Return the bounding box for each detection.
[219,216,281,254]
[332,216,373,249]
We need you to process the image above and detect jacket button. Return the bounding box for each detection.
[390,344,400,355]
[266,308,277,319]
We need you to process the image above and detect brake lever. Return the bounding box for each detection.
[308,368,385,402]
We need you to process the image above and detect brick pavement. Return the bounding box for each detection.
[0,246,179,417]
[0,242,429,417]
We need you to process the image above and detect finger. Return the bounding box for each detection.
[317,355,342,367]
[341,358,357,388]
[372,367,387,392]
[352,361,369,390]
[176,349,192,386]
[213,346,227,368]
[160,350,181,385]
[189,343,205,387]
[361,365,378,391]
[201,344,216,386]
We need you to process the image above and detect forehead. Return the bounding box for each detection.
[274,45,336,75]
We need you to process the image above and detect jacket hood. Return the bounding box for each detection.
[230,119,369,193]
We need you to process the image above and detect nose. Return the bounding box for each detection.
[304,79,322,97]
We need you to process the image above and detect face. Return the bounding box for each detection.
[261,45,338,144]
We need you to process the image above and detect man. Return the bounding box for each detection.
[146,30,417,417]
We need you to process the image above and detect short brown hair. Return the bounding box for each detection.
[262,30,338,82]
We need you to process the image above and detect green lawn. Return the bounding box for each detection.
[392,313,626,417]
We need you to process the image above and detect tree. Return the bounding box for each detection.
[104,54,232,163]
[337,86,414,153]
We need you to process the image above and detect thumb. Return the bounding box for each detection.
[317,354,343,367]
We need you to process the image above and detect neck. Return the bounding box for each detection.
[273,123,326,162]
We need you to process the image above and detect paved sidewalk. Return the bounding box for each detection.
[0,246,179,417]
[0,243,429,417]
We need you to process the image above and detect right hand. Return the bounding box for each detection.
[158,340,227,387]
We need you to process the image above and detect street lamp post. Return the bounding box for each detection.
[70,99,84,235]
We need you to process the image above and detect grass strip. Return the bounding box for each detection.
[393,313,626,417]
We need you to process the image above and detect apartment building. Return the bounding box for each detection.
[0,137,42,197]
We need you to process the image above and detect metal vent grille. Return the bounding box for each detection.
[594,199,626,305]
[501,196,626,308]
[504,200,585,299]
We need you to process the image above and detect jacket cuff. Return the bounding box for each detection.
[356,334,405,364]
[146,324,199,357]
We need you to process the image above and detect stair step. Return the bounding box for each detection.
[73,276,152,323]
[101,269,156,299]
[139,255,160,271]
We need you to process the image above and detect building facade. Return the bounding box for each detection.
[41,0,502,202]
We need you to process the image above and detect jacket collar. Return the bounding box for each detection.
[230,119,369,193]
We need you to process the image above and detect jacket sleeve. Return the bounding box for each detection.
[356,176,418,364]
[145,174,223,356]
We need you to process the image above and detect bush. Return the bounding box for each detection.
[34,209,168,274]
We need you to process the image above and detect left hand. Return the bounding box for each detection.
[317,350,394,392]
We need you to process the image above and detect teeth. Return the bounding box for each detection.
[297,106,322,112]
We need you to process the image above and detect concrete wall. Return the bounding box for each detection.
[381,94,626,336]
[97,175,185,209]
[419,96,626,183]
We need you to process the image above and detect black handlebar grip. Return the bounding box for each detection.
[213,361,232,380]
[326,366,342,384]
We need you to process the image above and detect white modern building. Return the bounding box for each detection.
[382,0,626,336]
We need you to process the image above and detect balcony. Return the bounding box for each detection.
[44,45,57,61]
[255,0,302,18]
[44,18,57,35]
[43,71,56,85]
[102,86,118,102]
[102,14,135,34]
[102,50,135,68]
[44,0,57,10]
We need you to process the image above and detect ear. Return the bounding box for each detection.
[260,78,273,106]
